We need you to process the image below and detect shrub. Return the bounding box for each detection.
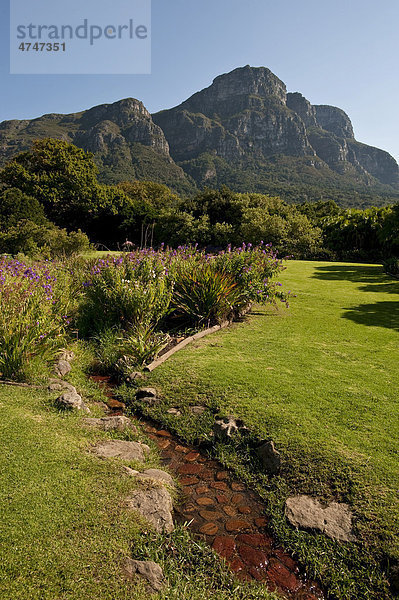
[172,262,242,326]
[78,254,173,336]
[0,258,70,380]
[0,220,91,259]
[383,257,399,276]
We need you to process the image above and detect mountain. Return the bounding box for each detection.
[0,98,195,195]
[1,65,399,207]
[153,66,399,204]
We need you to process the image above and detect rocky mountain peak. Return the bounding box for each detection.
[314,105,354,139]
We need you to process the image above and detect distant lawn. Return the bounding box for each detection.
[142,261,399,599]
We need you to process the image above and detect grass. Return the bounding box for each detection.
[0,346,277,600]
[132,260,399,599]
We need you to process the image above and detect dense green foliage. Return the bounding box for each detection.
[1,139,399,263]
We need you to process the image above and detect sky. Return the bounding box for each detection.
[1,0,399,162]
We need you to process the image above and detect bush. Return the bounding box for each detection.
[78,254,173,336]
[0,220,91,259]
[0,258,70,380]
[172,262,242,326]
[383,257,399,276]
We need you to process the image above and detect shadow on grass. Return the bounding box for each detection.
[343,301,399,332]
[313,264,385,284]
[313,265,399,297]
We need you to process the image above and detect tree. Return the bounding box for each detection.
[0,138,101,229]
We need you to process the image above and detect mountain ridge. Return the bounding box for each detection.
[1,65,398,205]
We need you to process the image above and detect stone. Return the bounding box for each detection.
[135,468,175,488]
[232,493,245,505]
[196,497,215,506]
[199,522,218,535]
[239,545,269,569]
[126,487,174,533]
[139,396,157,406]
[216,471,229,480]
[210,481,229,491]
[59,349,75,362]
[231,482,246,491]
[178,464,203,476]
[254,517,268,528]
[185,451,200,462]
[174,445,189,453]
[83,416,137,432]
[199,509,221,521]
[238,505,251,514]
[213,416,248,439]
[167,408,181,416]
[223,506,237,517]
[256,440,281,475]
[93,440,150,462]
[237,533,271,548]
[196,485,210,494]
[285,495,356,542]
[55,391,90,412]
[189,405,206,415]
[156,430,172,438]
[266,560,300,592]
[225,519,250,532]
[48,378,76,393]
[125,371,145,385]
[180,476,199,486]
[212,536,236,560]
[136,387,157,399]
[53,359,72,378]
[121,558,165,594]
[216,495,229,504]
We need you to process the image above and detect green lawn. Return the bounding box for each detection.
[140,261,399,599]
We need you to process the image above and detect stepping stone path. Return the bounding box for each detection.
[94,375,325,599]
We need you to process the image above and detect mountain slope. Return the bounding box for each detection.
[153,66,399,202]
[0,98,195,195]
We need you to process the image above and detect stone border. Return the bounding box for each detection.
[144,321,230,372]
[145,304,253,373]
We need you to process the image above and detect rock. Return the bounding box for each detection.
[213,416,248,439]
[54,359,71,378]
[122,558,165,594]
[139,396,157,406]
[93,440,150,461]
[285,495,356,542]
[190,405,206,415]
[125,371,145,385]
[124,467,175,488]
[83,416,137,433]
[167,407,181,416]
[256,440,281,475]
[59,349,75,362]
[136,387,157,399]
[48,378,76,393]
[126,487,174,532]
[56,391,90,412]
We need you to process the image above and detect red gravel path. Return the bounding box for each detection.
[93,375,324,599]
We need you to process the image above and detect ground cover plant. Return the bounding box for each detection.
[127,260,399,599]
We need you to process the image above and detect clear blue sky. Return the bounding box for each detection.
[1,0,399,162]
